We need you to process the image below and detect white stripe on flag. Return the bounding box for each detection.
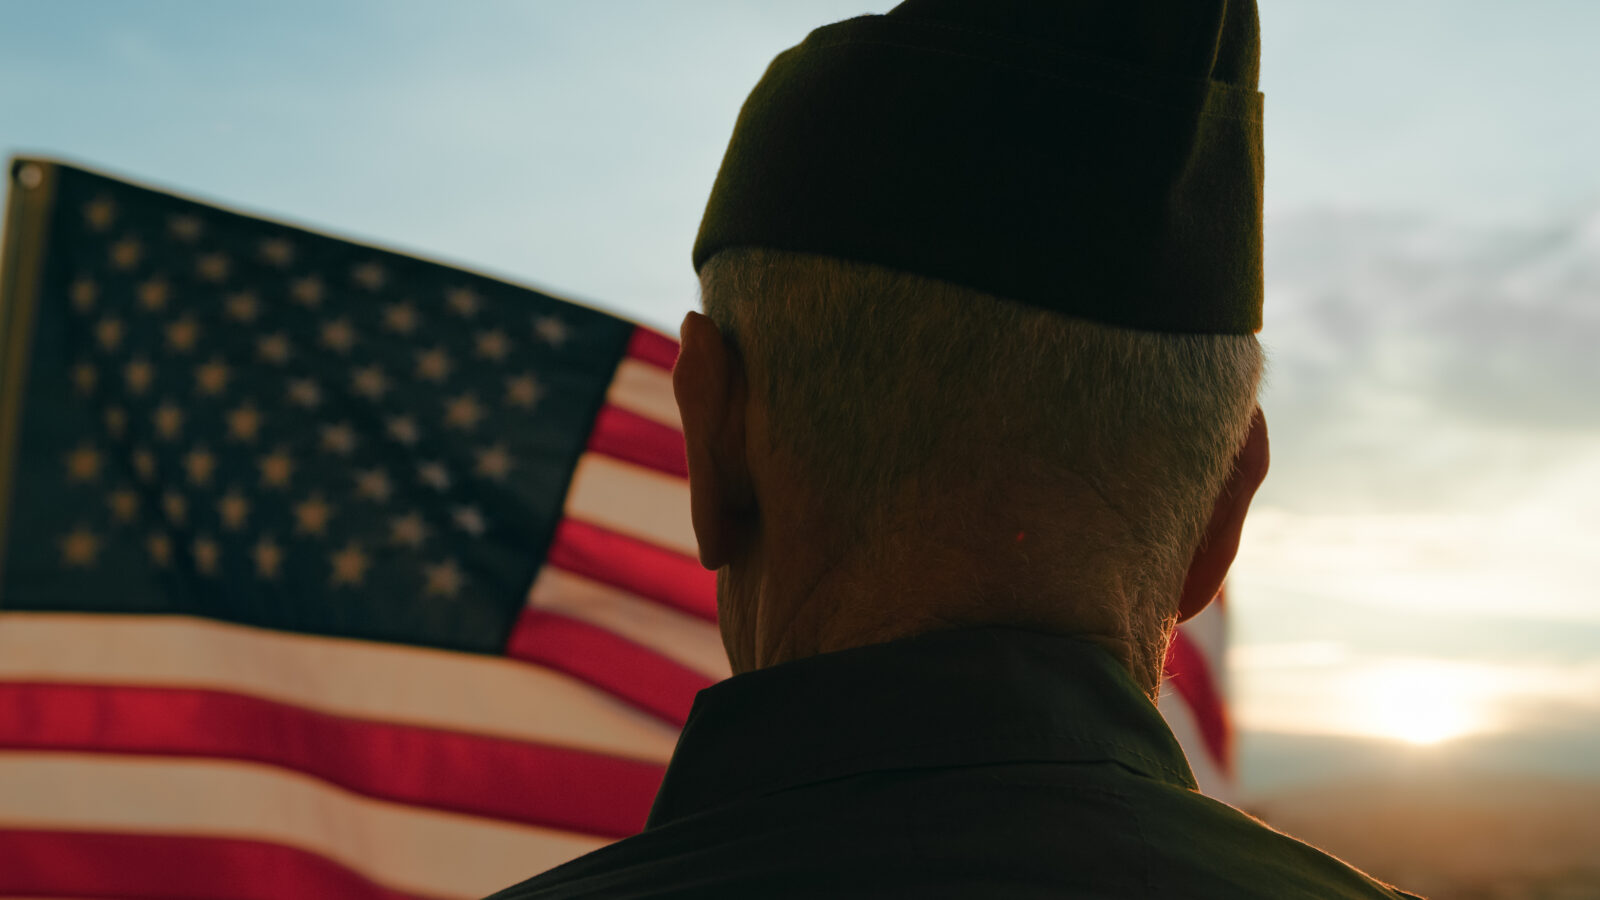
[607,358,680,429]
[0,612,679,763]
[565,454,697,557]
[1181,596,1227,666]
[1158,683,1231,802]
[529,567,730,681]
[0,753,608,900]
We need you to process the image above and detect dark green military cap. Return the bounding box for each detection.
[692,0,1265,334]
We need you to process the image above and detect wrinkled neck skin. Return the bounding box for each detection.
[714,478,1147,687]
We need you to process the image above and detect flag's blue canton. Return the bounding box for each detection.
[1,164,635,653]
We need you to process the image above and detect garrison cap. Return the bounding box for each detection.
[692,0,1264,334]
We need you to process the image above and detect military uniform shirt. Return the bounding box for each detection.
[486,626,1422,899]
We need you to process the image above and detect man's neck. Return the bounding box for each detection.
[718,529,1146,684]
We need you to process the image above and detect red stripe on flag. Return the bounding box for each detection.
[587,404,689,479]
[625,327,680,370]
[505,610,714,727]
[1162,630,1232,773]
[547,518,718,622]
[0,682,660,839]
[0,829,442,900]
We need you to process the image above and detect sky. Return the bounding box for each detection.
[2,0,1598,798]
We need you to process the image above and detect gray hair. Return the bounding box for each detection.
[699,248,1263,683]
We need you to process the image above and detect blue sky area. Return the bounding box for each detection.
[3,0,1598,796]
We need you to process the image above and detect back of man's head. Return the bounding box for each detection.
[698,250,1262,688]
[683,0,1267,690]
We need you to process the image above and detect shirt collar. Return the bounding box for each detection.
[647,625,1198,828]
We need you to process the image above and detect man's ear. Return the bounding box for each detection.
[672,311,755,570]
[1176,407,1270,623]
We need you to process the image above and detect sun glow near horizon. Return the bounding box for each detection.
[1230,647,1600,750]
[1347,660,1487,746]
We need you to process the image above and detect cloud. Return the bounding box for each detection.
[1259,207,1600,514]
[1237,207,1600,637]
[1266,208,1600,427]
[1235,499,1600,621]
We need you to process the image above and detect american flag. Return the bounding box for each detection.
[1160,591,1234,799]
[0,158,1232,899]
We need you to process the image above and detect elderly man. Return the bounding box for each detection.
[490,0,1422,897]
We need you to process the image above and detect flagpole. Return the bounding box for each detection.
[0,157,60,594]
